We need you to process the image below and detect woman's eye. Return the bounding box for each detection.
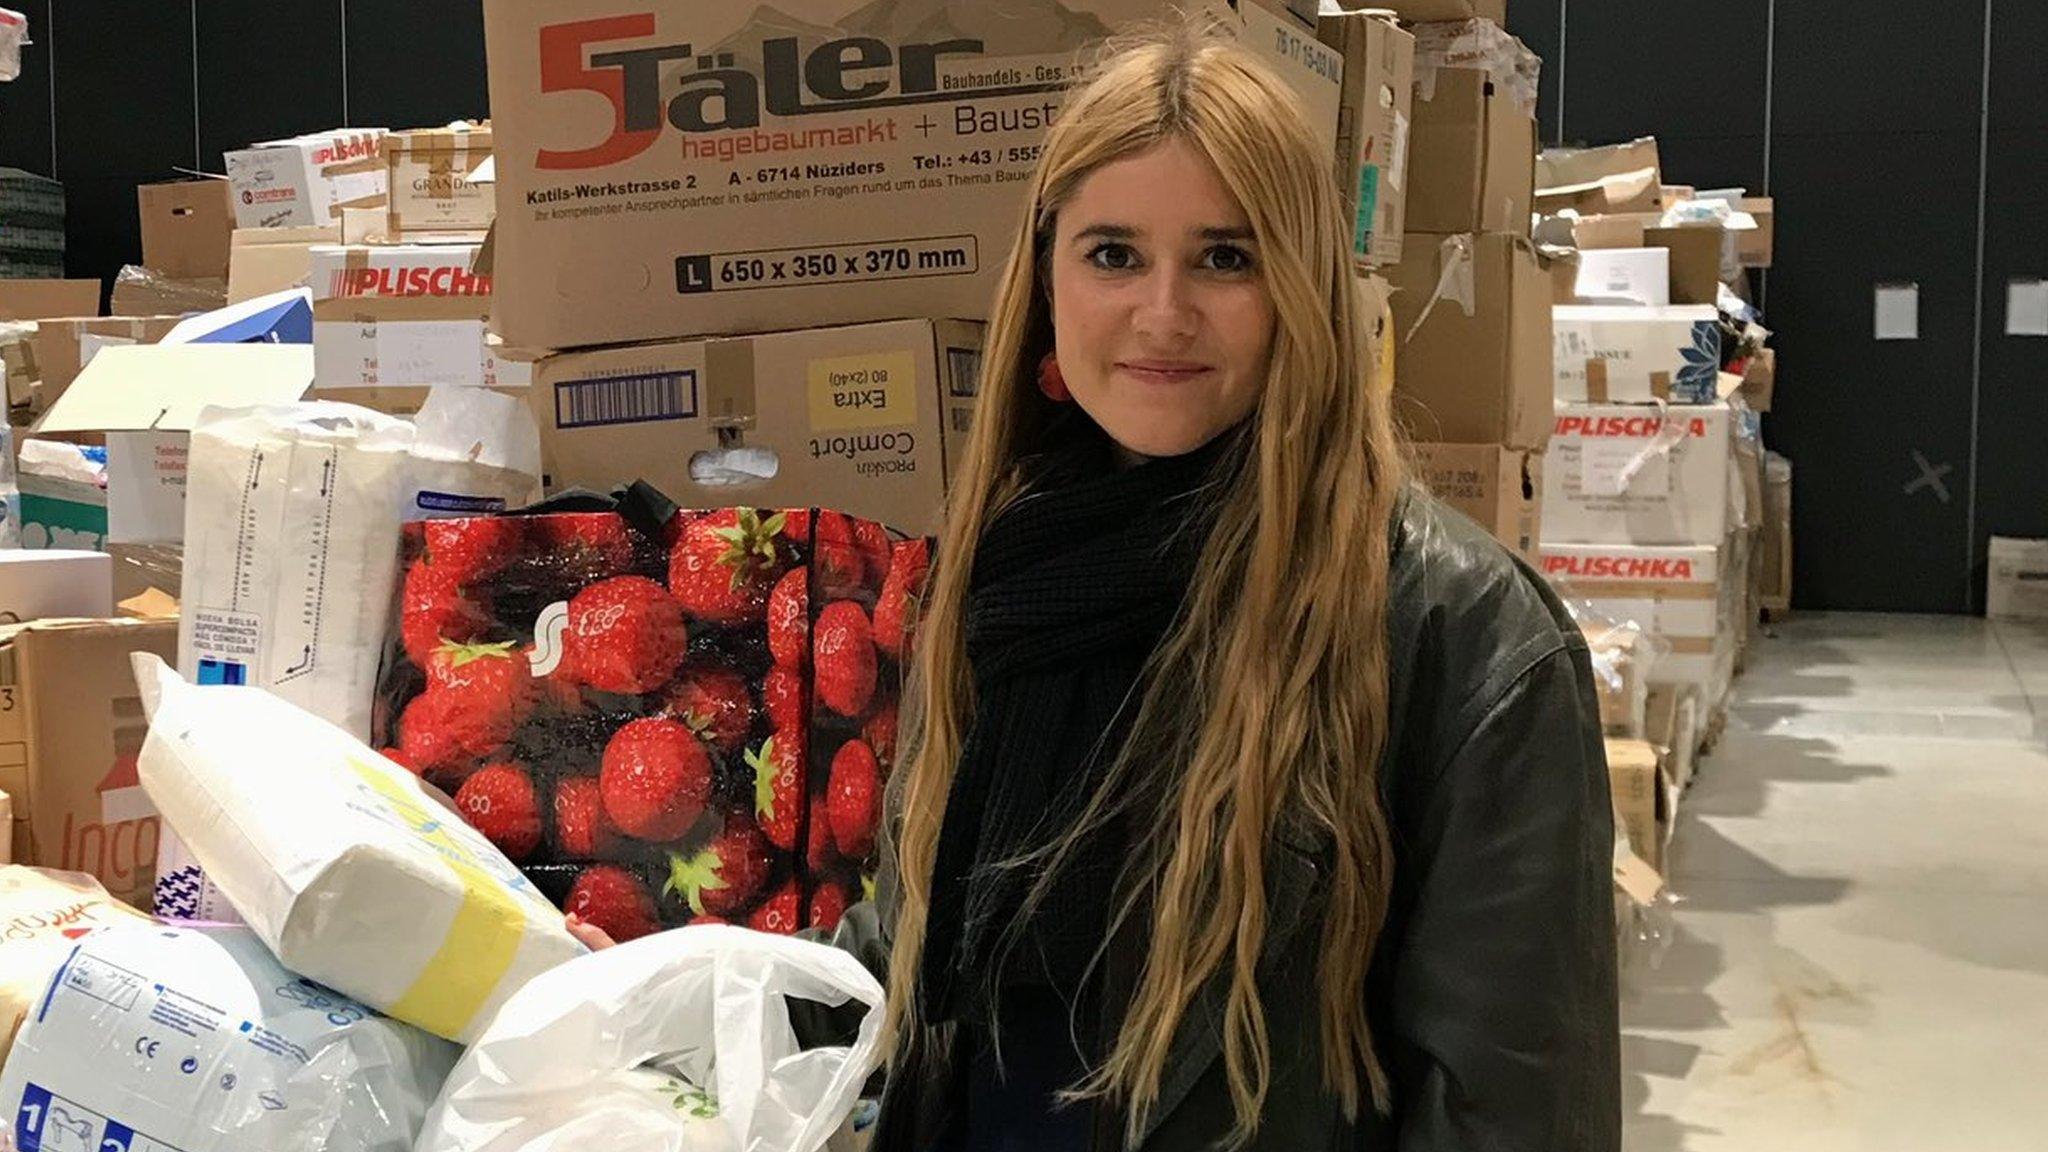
[1086,243,1139,271]
[1202,245,1255,274]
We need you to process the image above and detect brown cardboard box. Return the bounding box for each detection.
[138,179,236,281]
[26,316,182,414]
[1534,168,1660,217]
[109,270,227,318]
[481,0,1344,351]
[1565,212,1661,251]
[1644,225,1723,305]
[1736,196,1773,267]
[1410,442,1540,557]
[1583,623,1649,737]
[386,125,496,242]
[1644,682,1701,792]
[1387,232,1552,450]
[533,318,983,535]
[0,617,179,908]
[1405,67,1536,235]
[0,281,101,322]
[1364,0,1506,20]
[1761,452,1791,614]
[1605,737,1662,872]
[1537,136,1661,192]
[1321,11,1414,269]
[226,225,341,304]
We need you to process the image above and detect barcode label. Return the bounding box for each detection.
[945,347,983,398]
[555,370,698,429]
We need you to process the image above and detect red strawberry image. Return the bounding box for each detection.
[766,568,809,670]
[564,576,689,695]
[863,699,899,770]
[748,879,803,935]
[666,665,755,755]
[380,747,421,776]
[668,508,787,625]
[872,538,930,661]
[828,739,881,859]
[853,519,894,589]
[689,914,729,926]
[811,511,865,600]
[567,865,660,944]
[554,775,619,859]
[399,690,507,776]
[810,880,851,932]
[426,640,537,727]
[762,665,805,734]
[531,513,635,583]
[806,800,836,871]
[401,560,491,668]
[423,516,525,587]
[455,762,542,861]
[664,816,773,919]
[814,602,878,718]
[779,508,812,543]
[600,717,712,842]
[747,732,806,851]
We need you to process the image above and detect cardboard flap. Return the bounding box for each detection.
[0,280,102,321]
[1538,137,1663,191]
[35,344,314,435]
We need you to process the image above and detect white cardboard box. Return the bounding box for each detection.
[1553,304,1722,403]
[1540,541,1732,690]
[225,129,388,229]
[1572,247,1670,307]
[1988,537,2048,620]
[1544,403,1733,546]
[309,244,531,388]
[0,550,113,622]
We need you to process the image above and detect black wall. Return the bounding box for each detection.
[0,1,2041,611]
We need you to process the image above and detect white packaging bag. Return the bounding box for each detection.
[0,867,153,1068]
[418,925,884,1152]
[0,923,457,1152]
[133,656,586,1044]
[407,385,544,519]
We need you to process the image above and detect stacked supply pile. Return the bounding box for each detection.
[1359,1,1546,557]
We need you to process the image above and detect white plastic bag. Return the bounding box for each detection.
[418,925,884,1152]
[133,656,585,1044]
[407,386,543,518]
[0,923,457,1152]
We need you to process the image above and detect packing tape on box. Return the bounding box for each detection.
[1405,233,1477,342]
[1650,371,1673,402]
[704,338,758,430]
[1586,357,1609,403]
[1576,582,1718,602]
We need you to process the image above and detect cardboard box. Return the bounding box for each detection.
[26,316,182,413]
[385,125,496,242]
[1534,168,1660,217]
[1736,196,1773,267]
[1988,537,2048,621]
[1584,622,1650,738]
[0,617,180,908]
[1387,232,1552,450]
[1538,137,1660,194]
[1321,11,1413,269]
[1540,541,1733,692]
[109,269,227,318]
[1761,451,1791,613]
[1553,305,1722,403]
[1409,442,1540,557]
[533,318,983,535]
[1644,682,1702,790]
[225,129,388,229]
[1642,226,1723,305]
[226,224,342,304]
[1573,248,1669,307]
[1405,67,1535,234]
[308,244,532,388]
[1605,737,1662,873]
[0,280,100,321]
[1543,403,1733,546]
[481,0,1344,351]
[137,179,235,280]
[0,551,113,623]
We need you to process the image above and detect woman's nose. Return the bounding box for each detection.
[1133,267,1199,341]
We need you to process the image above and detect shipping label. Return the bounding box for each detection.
[676,235,979,296]
[808,351,918,432]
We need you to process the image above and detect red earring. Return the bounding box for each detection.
[1037,351,1071,402]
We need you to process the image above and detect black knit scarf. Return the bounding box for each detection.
[919,426,1242,1031]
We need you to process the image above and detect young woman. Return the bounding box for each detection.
[572,25,1620,1152]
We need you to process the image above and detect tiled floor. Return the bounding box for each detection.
[1622,612,2048,1151]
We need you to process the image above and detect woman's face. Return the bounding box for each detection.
[1047,138,1277,461]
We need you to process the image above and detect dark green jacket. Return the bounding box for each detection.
[813,493,1621,1151]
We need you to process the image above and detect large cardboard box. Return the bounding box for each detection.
[225,130,388,229]
[0,618,180,908]
[1409,442,1540,558]
[533,318,982,535]
[1405,65,1536,235]
[1541,541,1734,696]
[385,125,496,242]
[1553,305,1723,403]
[1320,11,1413,269]
[1988,537,2048,621]
[26,316,182,414]
[1736,196,1773,267]
[138,179,236,281]
[1537,137,1660,194]
[226,224,342,304]
[481,0,1343,350]
[308,244,532,388]
[1543,403,1733,546]
[1605,737,1663,873]
[0,280,100,321]
[1387,232,1552,450]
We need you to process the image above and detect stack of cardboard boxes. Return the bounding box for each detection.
[485,0,1352,536]
[1357,0,1546,559]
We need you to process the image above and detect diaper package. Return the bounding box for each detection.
[0,867,153,1066]
[134,656,585,1043]
[0,923,457,1152]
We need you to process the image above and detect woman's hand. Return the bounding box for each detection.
[565,912,618,951]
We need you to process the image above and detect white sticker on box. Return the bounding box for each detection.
[2007,277,2048,337]
[189,608,263,686]
[376,321,487,386]
[105,431,189,545]
[1389,109,1410,193]
[1582,441,1670,498]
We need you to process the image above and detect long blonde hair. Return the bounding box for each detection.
[886,22,1406,1146]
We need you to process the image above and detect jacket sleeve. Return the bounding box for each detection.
[1387,643,1621,1152]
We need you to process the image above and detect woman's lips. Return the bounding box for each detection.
[1117,361,1212,384]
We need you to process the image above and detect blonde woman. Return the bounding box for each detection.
[572,24,1620,1152]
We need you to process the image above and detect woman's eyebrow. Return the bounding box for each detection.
[1073,222,1139,242]
[1195,225,1255,242]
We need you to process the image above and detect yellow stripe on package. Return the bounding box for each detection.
[131,655,586,1044]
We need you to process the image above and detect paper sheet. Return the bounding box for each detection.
[104,430,190,545]
[1874,282,1919,341]
[377,320,487,386]
[2007,277,2048,337]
